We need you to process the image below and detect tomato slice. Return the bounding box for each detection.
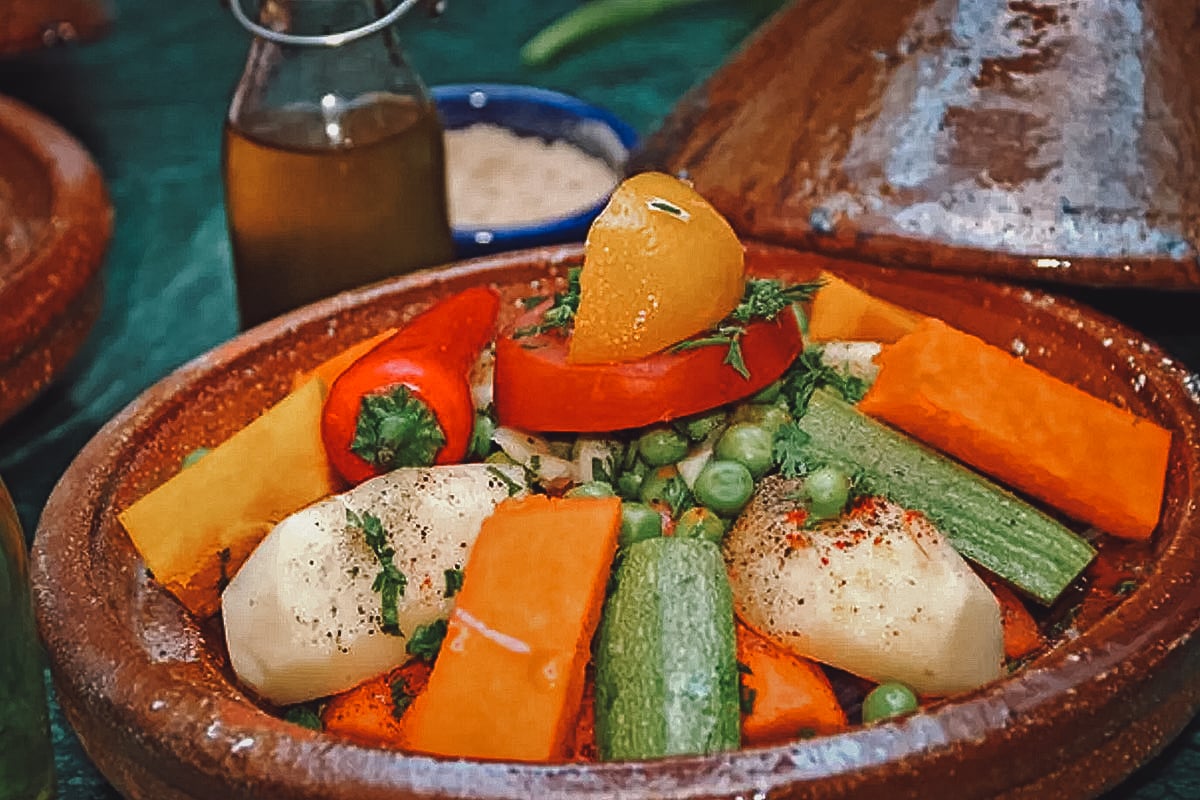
[493,306,804,432]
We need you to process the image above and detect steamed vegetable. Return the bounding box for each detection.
[792,389,1095,605]
[858,318,1172,541]
[292,327,397,392]
[119,378,338,618]
[494,302,803,432]
[595,537,740,760]
[221,463,524,705]
[736,622,847,745]
[321,287,500,485]
[807,272,926,343]
[399,495,621,761]
[725,477,1004,696]
[569,172,744,364]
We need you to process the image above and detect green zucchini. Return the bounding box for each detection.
[794,389,1095,605]
[594,537,740,760]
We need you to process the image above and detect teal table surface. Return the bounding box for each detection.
[2,1,1199,797]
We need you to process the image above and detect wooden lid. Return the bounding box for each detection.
[632,0,1200,288]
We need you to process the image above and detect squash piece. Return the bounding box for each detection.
[736,622,847,745]
[399,495,621,762]
[807,272,925,343]
[291,327,397,391]
[859,318,1172,540]
[118,378,337,618]
[569,172,744,364]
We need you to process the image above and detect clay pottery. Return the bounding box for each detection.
[32,244,1200,798]
[632,0,1200,288]
[0,94,112,425]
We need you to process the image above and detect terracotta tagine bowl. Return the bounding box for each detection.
[0,94,111,425]
[32,244,1200,799]
[631,0,1200,289]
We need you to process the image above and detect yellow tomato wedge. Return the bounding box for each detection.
[568,172,745,364]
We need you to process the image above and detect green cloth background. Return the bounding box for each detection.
[0,1,1198,797]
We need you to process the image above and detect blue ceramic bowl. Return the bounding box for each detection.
[432,84,639,258]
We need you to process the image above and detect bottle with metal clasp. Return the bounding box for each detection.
[223,0,454,329]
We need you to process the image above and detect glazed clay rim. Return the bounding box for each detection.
[33,244,1200,799]
[0,94,112,422]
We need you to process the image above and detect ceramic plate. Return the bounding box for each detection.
[32,244,1200,799]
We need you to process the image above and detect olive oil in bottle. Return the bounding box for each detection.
[224,95,454,328]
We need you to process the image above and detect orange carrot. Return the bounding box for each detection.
[398,495,621,762]
[807,272,926,343]
[981,575,1043,660]
[736,622,847,745]
[858,318,1171,541]
[320,660,431,749]
[291,327,398,392]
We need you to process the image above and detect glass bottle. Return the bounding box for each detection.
[0,476,55,800]
[223,0,454,329]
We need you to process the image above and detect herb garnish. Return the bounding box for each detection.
[347,508,407,636]
[772,423,813,479]
[390,676,415,720]
[647,198,689,218]
[443,568,465,598]
[736,661,757,715]
[514,267,582,338]
[487,464,526,496]
[407,618,448,662]
[283,703,324,731]
[673,279,821,378]
[779,346,869,416]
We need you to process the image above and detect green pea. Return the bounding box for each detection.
[675,409,728,442]
[566,481,615,499]
[181,447,210,469]
[730,402,793,435]
[674,506,727,543]
[637,427,690,467]
[715,423,775,479]
[619,502,663,547]
[692,460,755,517]
[615,456,649,500]
[861,682,919,723]
[468,413,495,460]
[749,380,783,405]
[639,466,675,504]
[806,464,852,519]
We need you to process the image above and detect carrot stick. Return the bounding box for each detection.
[981,576,1044,660]
[398,495,621,762]
[858,318,1171,540]
[291,327,398,392]
[807,273,926,343]
[736,621,847,745]
[320,660,431,748]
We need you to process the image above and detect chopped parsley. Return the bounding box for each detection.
[346,508,407,636]
[736,661,757,715]
[647,198,688,218]
[772,423,813,479]
[282,703,323,731]
[443,568,465,598]
[390,676,415,720]
[779,346,869,416]
[514,267,582,338]
[407,618,448,662]
[673,279,821,378]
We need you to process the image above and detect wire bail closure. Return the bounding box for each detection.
[229,0,426,47]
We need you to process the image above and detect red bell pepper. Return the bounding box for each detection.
[321,287,500,485]
[493,303,803,433]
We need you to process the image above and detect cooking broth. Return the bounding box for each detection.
[223,95,454,328]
